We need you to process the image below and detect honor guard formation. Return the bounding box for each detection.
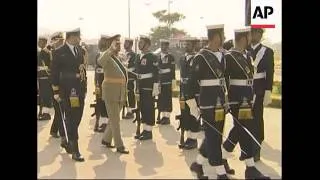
[38,24,275,179]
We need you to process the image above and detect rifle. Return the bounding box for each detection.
[132,93,141,139]
[90,102,101,131]
[176,114,185,149]
[154,97,161,122]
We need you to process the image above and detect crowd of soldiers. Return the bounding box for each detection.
[37,24,274,179]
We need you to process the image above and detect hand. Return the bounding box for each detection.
[95,86,101,96]
[263,90,272,106]
[186,99,200,119]
[171,80,176,90]
[54,94,61,102]
[152,83,160,97]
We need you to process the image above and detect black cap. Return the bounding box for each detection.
[223,39,234,50]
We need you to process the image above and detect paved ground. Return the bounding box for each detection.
[37,71,281,179]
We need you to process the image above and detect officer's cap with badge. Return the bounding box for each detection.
[51,32,64,41]
[65,28,81,39]
[234,27,251,41]
[100,34,111,40]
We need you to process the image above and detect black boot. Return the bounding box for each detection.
[135,130,146,139]
[139,130,152,140]
[160,117,170,125]
[97,123,107,133]
[254,150,261,162]
[101,140,115,148]
[60,137,72,154]
[222,159,235,175]
[190,162,208,179]
[245,166,270,179]
[124,112,134,119]
[116,146,129,154]
[183,139,198,150]
[42,113,51,120]
[71,141,85,162]
[156,117,164,124]
[50,132,60,138]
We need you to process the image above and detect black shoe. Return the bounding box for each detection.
[38,114,50,121]
[183,139,198,150]
[97,123,107,133]
[124,112,134,119]
[217,174,230,180]
[72,153,85,162]
[134,130,145,139]
[101,140,115,148]
[254,151,261,162]
[222,159,235,175]
[156,117,164,124]
[160,117,170,125]
[116,146,129,154]
[190,162,208,179]
[245,166,270,179]
[50,132,60,138]
[60,139,72,154]
[42,113,51,120]
[70,141,85,162]
[139,131,152,140]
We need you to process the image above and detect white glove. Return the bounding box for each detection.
[171,79,176,90]
[152,83,160,97]
[54,94,61,102]
[186,98,200,119]
[263,90,272,106]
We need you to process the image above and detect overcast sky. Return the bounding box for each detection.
[38,0,281,43]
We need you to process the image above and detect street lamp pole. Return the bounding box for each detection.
[128,0,131,38]
[168,0,171,39]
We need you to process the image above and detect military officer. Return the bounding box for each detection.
[38,36,53,121]
[248,28,274,162]
[93,35,111,133]
[187,24,231,179]
[123,38,137,119]
[134,35,160,140]
[98,34,130,154]
[51,28,86,162]
[49,32,65,138]
[178,37,201,150]
[222,27,270,179]
[156,39,175,125]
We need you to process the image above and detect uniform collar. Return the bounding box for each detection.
[251,42,261,50]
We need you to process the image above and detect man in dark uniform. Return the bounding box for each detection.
[156,39,175,125]
[51,28,86,162]
[248,28,274,162]
[178,37,201,150]
[123,38,137,119]
[222,27,270,179]
[187,24,233,179]
[49,32,65,138]
[38,36,53,121]
[93,35,111,132]
[134,35,160,140]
